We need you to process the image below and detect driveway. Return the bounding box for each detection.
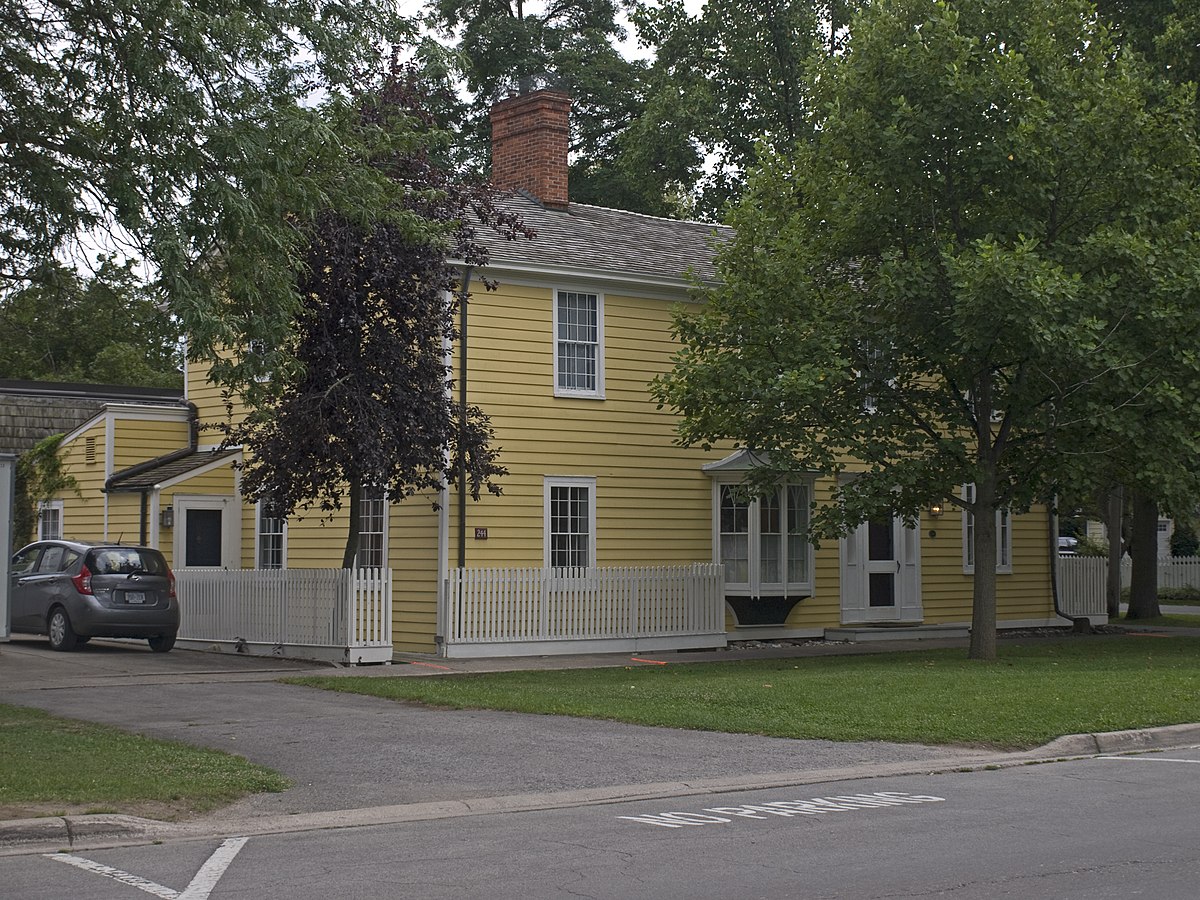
[0,636,993,821]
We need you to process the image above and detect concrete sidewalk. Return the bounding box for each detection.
[3,628,1199,854]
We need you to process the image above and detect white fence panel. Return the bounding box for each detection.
[445,563,726,657]
[1058,556,1200,618]
[1154,557,1200,591]
[1057,556,1108,619]
[176,568,392,664]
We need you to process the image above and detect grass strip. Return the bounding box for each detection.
[0,703,289,817]
[1123,613,1200,628]
[290,635,1200,750]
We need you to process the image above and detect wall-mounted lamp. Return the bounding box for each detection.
[929,501,945,518]
[160,505,174,529]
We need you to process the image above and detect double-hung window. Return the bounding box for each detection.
[962,484,1012,574]
[37,501,63,541]
[554,290,604,398]
[356,488,387,569]
[256,501,286,569]
[545,477,596,569]
[717,482,813,597]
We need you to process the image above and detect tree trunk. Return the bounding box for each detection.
[968,480,998,661]
[1104,485,1124,619]
[1127,490,1161,619]
[341,476,362,570]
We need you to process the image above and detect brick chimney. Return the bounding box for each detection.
[490,89,571,210]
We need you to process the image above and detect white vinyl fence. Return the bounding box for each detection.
[176,568,392,664]
[443,564,727,658]
[1058,556,1200,619]
[1056,556,1109,619]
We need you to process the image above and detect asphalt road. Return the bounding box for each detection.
[6,750,1200,899]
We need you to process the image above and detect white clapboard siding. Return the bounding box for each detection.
[444,564,726,657]
[175,568,392,664]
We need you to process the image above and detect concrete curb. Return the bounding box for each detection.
[4,722,1198,856]
[0,814,168,850]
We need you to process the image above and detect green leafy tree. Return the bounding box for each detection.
[630,1,857,218]
[653,0,1200,660]
[429,0,672,213]
[1077,0,1200,617]
[0,0,423,401]
[13,433,77,546]
[0,259,180,388]
[226,63,529,566]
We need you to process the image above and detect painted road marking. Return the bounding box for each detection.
[618,791,945,828]
[47,836,248,899]
[1097,756,1200,764]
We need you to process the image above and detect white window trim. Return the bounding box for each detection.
[254,500,288,569]
[712,478,815,597]
[543,476,597,568]
[962,484,1013,575]
[356,488,389,570]
[552,288,605,399]
[37,500,64,541]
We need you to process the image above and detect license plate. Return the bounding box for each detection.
[125,591,146,605]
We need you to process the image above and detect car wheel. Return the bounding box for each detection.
[148,633,176,653]
[47,608,81,652]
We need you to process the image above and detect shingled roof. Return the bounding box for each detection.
[475,192,732,286]
[0,380,183,454]
[107,448,238,492]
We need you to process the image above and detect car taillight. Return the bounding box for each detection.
[72,564,94,595]
[167,568,176,600]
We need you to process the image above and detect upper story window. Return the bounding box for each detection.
[256,501,286,569]
[962,484,1012,574]
[554,290,604,398]
[356,488,387,570]
[717,481,814,597]
[544,476,596,569]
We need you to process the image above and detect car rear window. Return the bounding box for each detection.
[88,548,168,576]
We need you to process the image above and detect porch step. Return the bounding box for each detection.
[823,624,970,643]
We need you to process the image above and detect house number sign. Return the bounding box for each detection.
[474,527,488,540]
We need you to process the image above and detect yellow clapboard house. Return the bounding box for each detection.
[47,89,1067,659]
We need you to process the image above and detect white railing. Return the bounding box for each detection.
[175,567,392,664]
[1058,556,1200,618]
[443,563,727,658]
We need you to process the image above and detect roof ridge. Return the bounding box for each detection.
[566,200,731,231]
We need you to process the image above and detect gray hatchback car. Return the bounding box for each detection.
[9,541,179,652]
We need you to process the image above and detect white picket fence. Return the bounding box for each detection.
[175,567,393,664]
[443,563,727,658]
[1058,556,1200,618]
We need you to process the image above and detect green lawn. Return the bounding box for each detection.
[0,704,289,819]
[1124,613,1200,628]
[290,636,1200,750]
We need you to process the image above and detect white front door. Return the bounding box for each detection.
[173,496,238,569]
[840,515,922,624]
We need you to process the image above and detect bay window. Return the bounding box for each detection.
[717,481,813,596]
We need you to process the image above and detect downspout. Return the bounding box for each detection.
[457,266,474,569]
